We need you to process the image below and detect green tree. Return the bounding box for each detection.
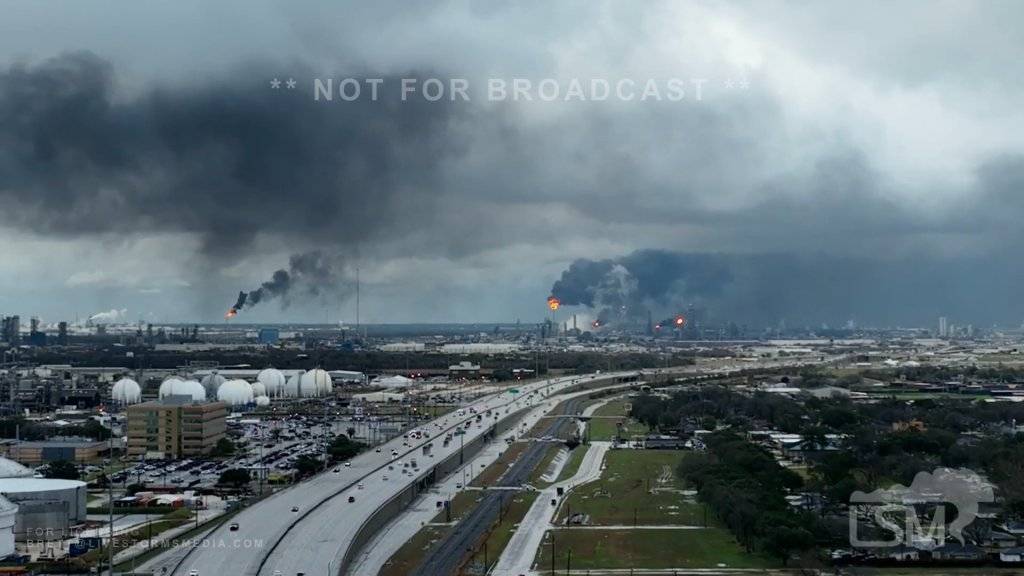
[217,468,251,489]
[294,455,322,477]
[211,437,236,457]
[761,525,814,566]
[328,435,364,463]
[45,460,80,480]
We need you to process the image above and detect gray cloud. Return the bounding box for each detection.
[0,52,466,259]
[1,2,1024,325]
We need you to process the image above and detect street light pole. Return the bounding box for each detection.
[107,433,114,575]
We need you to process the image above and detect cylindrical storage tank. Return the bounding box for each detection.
[111,378,142,405]
[0,496,15,557]
[257,368,286,397]
[217,379,254,406]
[0,478,87,541]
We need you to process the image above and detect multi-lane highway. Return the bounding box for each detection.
[410,395,586,575]
[165,356,833,576]
[171,373,623,576]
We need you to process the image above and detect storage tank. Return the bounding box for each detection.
[0,478,87,541]
[257,368,286,397]
[111,378,142,405]
[217,379,254,406]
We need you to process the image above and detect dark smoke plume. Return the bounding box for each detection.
[553,249,1024,328]
[550,249,733,323]
[233,251,344,312]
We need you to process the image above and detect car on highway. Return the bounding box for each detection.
[229,523,239,531]
[291,506,299,512]
[348,495,355,503]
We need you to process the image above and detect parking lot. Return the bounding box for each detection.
[106,411,427,490]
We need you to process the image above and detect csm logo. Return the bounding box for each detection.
[848,467,994,549]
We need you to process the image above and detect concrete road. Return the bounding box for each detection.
[347,397,560,575]
[408,396,587,576]
[170,373,619,576]
[491,441,610,576]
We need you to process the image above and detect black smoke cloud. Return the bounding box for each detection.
[242,250,343,310]
[0,51,465,259]
[550,250,732,317]
[552,249,1024,328]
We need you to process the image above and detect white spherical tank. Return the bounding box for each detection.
[159,378,205,402]
[201,373,226,399]
[157,377,183,398]
[111,378,142,405]
[179,380,206,401]
[301,369,332,397]
[251,381,266,397]
[257,368,286,397]
[284,371,305,398]
[254,395,271,407]
[217,379,254,406]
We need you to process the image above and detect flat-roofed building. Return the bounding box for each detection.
[3,438,109,465]
[126,397,227,459]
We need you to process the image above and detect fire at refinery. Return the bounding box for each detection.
[225,291,247,319]
[547,296,561,311]
[656,314,687,330]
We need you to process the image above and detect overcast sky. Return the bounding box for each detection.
[1,1,1022,327]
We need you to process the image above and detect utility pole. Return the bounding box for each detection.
[550,534,556,575]
[322,402,330,466]
[107,433,114,575]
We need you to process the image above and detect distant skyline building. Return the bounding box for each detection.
[0,316,18,345]
[939,316,948,338]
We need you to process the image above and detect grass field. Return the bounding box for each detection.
[843,565,1024,569]
[431,490,484,523]
[380,524,451,576]
[535,528,776,570]
[554,445,589,483]
[587,400,650,441]
[558,450,707,526]
[464,491,539,573]
[471,442,526,487]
